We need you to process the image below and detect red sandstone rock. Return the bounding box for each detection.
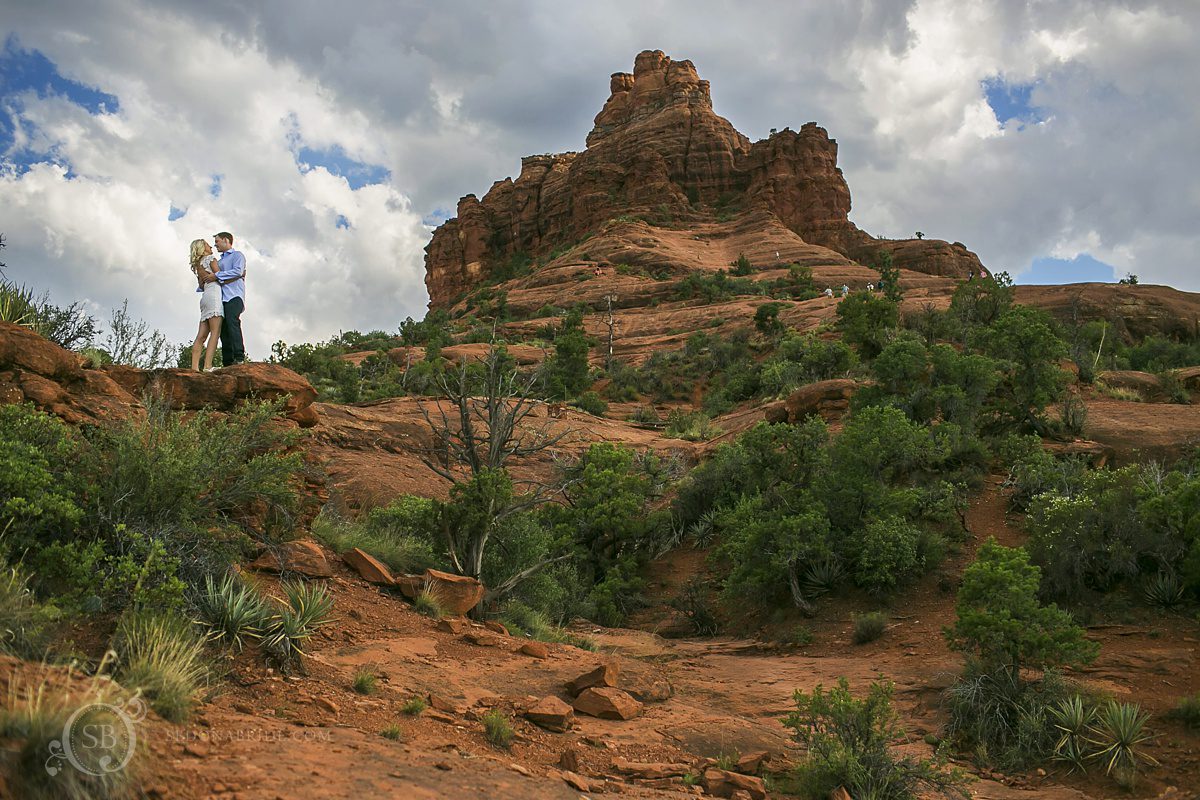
[436,617,468,634]
[571,687,642,720]
[525,696,573,732]
[567,663,619,696]
[248,540,332,578]
[519,641,549,659]
[702,768,767,800]
[340,548,395,585]
[422,569,484,615]
[423,50,984,308]
[393,575,423,600]
[463,632,503,647]
[483,620,509,636]
[783,379,859,422]
[613,759,689,779]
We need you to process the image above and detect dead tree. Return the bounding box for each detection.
[416,347,575,599]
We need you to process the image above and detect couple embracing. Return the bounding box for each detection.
[187,232,246,371]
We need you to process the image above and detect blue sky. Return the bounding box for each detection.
[1,1,1197,348]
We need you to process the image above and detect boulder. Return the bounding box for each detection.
[572,687,642,720]
[525,696,574,732]
[422,569,483,615]
[393,575,423,600]
[626,675,673,703]
[567,663,619,696]
[702,768,767,800]
[735,751,769,775]
[783,379,859,422]
[340,548,395,585]
[249,540,332,577]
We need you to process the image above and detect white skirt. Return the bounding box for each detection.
[200,282,223,321]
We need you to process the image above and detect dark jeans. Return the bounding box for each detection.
[220,296,246,364]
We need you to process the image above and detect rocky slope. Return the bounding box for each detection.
[425,49,984,308]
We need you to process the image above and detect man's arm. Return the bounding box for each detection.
[214,251,246,284]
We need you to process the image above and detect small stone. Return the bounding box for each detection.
[183,742,208,758]
[519,641,549,659]
[484,620,509,636]
[509,763,531,776]
[434,761,452,771]
[561,771,591,792]
[464,631,503,647]
[436,618,468,634]
[314,697,339,714]
[559,748,580,772]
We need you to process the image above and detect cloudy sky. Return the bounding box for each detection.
[2,0,1197,352]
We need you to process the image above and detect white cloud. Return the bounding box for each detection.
[1,0,1197,358]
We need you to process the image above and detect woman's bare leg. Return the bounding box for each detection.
[191,322,207,371]
[203,317,223,370]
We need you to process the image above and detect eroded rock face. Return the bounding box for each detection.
[0,322,320,428]
[424,49,983,307]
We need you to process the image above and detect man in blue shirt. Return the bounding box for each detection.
[209,231,247,364]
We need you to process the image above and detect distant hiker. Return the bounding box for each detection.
[823,287,834,298]
[188,239,223,371]
[866,282,875,292]
[968,269,976,281]
[840,284,849,297]
[203,231,247,364]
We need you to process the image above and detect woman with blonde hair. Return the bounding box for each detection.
[189,238,223,371]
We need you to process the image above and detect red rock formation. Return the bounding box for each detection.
[424,50,984,308]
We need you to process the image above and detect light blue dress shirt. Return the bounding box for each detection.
[215,249,246,304]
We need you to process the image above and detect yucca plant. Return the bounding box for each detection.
[803,556,845,598]
[112,611,209,723]
[261,579,334,664]
[193,572,270,651]
[1049,695,1095,773]
[1143,571,1184,609]
[688,509,720,548]
[1086,701,1158,788]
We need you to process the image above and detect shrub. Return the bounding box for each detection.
[853,612,888,644]
[754,302,786,338]
[112,612,208,722]
[664,410,721,441]
[193,572,271,651]
[481,708,514,749]
[731,252,753,276]
[401,697,427,716]
[352,670,377,695]
[573,390,608,416]
[671,578,719,635]
[1086,701,1157,789]
[944,663,1074,771]
[946,539,1097,677]
[836,292,898,359]
[847,517,922,594]
[1166,693,1200,730]
[786,626,815,646]
[784,677,968,800]
[975,306,1067,432]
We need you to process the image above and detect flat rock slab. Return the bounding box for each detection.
[341,547,395,585]
[249,540,332,577]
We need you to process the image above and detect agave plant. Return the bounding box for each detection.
[1049,695,1095,773]
[0,281,39,327]
[1143,571,1184,609]
[1086,701,1158,788]
[193,573,270,651]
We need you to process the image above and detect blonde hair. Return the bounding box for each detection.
[188,239,209,274]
